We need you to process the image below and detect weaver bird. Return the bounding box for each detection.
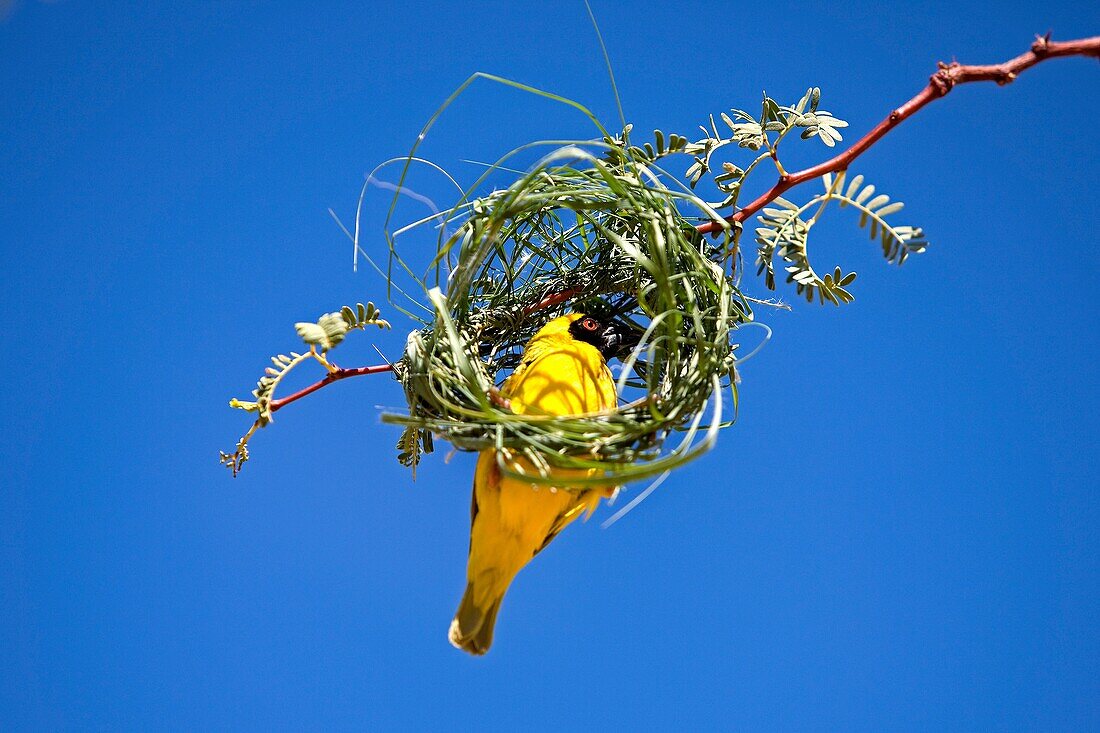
[448,312,631,655]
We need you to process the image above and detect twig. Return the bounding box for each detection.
[269,363,394,413]
[267,288,583,416]
[526,287,581,313]
[697,33,1100,235]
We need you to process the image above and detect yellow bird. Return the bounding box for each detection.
[448,312,629,655]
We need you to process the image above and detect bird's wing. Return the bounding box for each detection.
[533,493,599,557]
[468,480,479,555]
[467,449,497,539]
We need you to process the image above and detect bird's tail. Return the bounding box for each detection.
[448,581,506,656]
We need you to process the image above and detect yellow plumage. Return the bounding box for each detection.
[448,313,617,655]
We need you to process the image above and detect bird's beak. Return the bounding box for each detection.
[599,321,640,361]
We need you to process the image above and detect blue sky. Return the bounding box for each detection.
[2,1,1098,730]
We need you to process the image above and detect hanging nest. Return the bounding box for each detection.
[223,84,927,482]
[382,141,755,487]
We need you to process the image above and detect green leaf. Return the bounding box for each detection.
[844,174,864,200]
[294,321,328,346]
[865,194,891,210]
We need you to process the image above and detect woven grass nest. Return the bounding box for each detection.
[381,136,757,488]
[223,82,927,483]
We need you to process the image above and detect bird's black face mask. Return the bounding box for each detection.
[568,314,637,361]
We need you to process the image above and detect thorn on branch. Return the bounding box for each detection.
[1032,32,1051,56]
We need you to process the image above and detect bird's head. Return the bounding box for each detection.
[565,312,637,361]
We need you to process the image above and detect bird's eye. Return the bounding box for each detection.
[581,317,599,331]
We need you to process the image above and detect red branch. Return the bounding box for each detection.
[696,33,1100,235]
[526,287,581,313]
[268,286,571,416]
[267,285,577,416]
[266,34,1098,414]
[269,363,394,414]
